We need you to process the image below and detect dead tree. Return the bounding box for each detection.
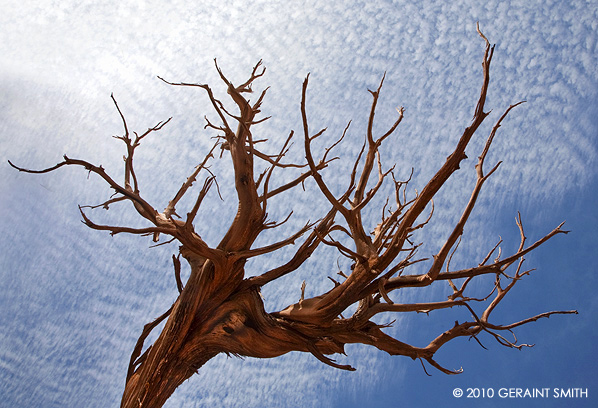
[10,27,576,408]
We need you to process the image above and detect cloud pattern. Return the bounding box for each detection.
[1,0,596,407]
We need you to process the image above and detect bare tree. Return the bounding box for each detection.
[10,27,576,408]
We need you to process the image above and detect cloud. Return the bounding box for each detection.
[1,0,596,407]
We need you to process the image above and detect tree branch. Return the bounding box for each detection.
[378,26,494,272]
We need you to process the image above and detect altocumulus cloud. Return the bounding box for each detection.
[1,0,596,407]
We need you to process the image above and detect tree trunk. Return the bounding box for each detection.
[121,346,216,408]
[119,253,306,408]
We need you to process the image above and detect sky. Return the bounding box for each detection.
[1,0,597,407]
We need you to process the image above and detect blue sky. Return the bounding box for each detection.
[1,0,597,407]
